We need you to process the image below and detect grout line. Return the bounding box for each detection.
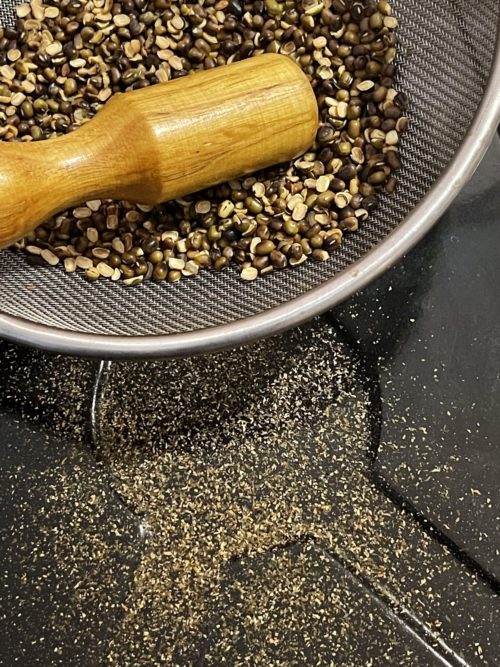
[323,545,470,667]
[370,470,500,596]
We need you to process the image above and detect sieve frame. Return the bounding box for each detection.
[0,17,500,358]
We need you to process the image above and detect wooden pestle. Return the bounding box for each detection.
[0,54,318,249]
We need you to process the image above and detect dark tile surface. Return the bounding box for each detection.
[1,317,500,665]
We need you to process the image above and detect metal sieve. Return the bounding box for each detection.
[0,0,499,358]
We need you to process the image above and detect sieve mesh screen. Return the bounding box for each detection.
[0,0,498,336]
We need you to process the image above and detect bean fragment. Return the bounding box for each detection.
[241,267,258,280]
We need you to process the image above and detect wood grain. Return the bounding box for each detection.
[0,54,318,249]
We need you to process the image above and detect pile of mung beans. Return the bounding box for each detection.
[0,0,407,284]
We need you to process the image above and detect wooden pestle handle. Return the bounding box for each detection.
[0,54,318,249]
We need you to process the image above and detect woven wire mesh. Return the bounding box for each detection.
[0,0,498,336]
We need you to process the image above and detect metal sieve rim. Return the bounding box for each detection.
[1,21,500,359]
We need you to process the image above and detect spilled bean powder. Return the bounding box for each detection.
[0,0,407,284]
[2,322,492,664]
